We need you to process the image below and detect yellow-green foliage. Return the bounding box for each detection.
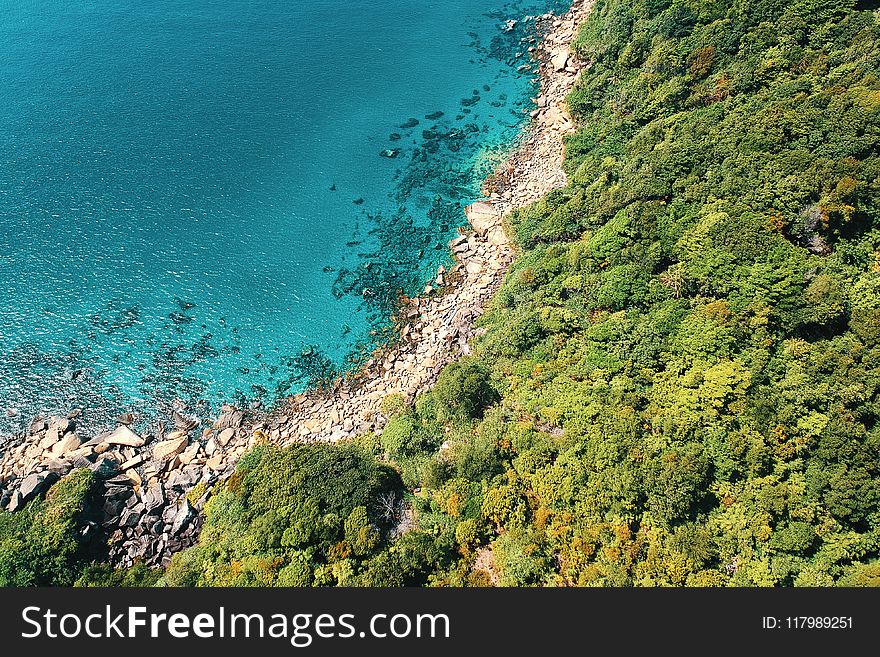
[372,0,880,588]
[162,444,408,586]
[0,470,94,586]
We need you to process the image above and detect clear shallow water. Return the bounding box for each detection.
[0,0,567,431]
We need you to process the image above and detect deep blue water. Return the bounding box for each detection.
[0,0,567,430]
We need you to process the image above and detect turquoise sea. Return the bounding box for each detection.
[0,0,567,431]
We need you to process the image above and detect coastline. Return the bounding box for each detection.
[271,0,592,446]
[0,0,593,567]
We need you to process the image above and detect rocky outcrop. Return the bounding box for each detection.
[0,405,260,566]
[0,0,594,567]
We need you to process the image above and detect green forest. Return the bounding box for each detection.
[3,0,880,586]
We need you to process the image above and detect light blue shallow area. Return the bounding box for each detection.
[0,0,567,430]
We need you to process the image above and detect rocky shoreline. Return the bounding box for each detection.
[0,0,593,568]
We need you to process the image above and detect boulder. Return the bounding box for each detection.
[161,504,178,525]
[119,507,143,529]
[465,202,506,246]
[116,413,136,425]
[551,49,569,72]
[143,484,166,514]
[102,498,126,519]
[104,485,134,503]
[120,454,144,471]
[48,417,71,434]
[105,425,145,447]
[39,429,60,450]
[466,260,484,275]
[50,432,82,458]
[90,457,120,479]
[19,472,58,502]
[177,442,201,466]
[216,427,236,446]
[6,490,23,512]
[166,468,198,492]
[71,455,93,470]
[104,474,136,487]
[172,410,199,431]
[45,458,73,477]
[216,409,244,430]
[171,500,195,536]
[152,434,188,461]
[28,417,47,434]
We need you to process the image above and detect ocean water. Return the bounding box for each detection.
[0,0,567,431]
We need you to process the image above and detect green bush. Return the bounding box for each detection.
[162,444,404,587]
[0,469,108,587]
[429,357,500,422]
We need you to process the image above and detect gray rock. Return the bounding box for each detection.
[80,435,108,448]
[71,455,94,470]
[119,507,143,528]
[29,417,47,434]
[143,483,166,514]
[161,504,178,525]
[104,473,135,487]
[48,417,71,435]
[172,410,199,431]
[104,485,134,501]
[90,457,119,479]
[102,498,126,520]
[19,472,57,502]
[45,458,73,477]
[171,499,195,536]
[6,490,23,512]
[216,410,244,430]
[116,412,136,425]
[166,468,198,492]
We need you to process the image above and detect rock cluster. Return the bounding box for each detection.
[0,0,594,567]
[267,0,593,449]
[0,407,258,567]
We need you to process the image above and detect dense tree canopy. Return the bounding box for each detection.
[436,0,880,586]
[158,443,447,586]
